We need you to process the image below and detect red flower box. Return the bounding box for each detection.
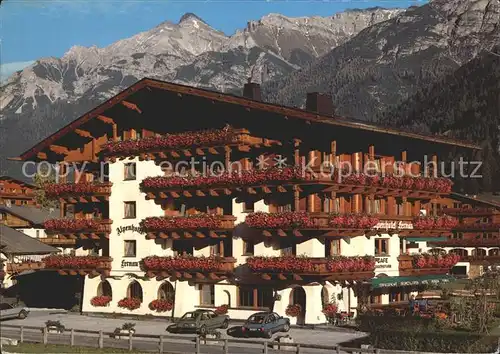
[215,304,229,315]
[45,182,110,197]
[42,255,111,270]
[44,219,100,232]
[340,172,452,193]
[285,304,302,317]
[148,299,173,312]
[245,212,315,229]
[246,256,375,273]
[101,128,238,156]
[411,253,460,269]
[328,214,379,229]
[118,297,142,310]
[91,296,112,307]
[141,167,308,190]
[326,256,376,272]
[322,303,338,318]
[140,215,227,231]
[413,216,459,230]
[141,256,227,272]
[247,256,315,272]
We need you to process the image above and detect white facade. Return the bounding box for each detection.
[81,159,421,324]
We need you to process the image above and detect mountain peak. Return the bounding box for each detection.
[179,12,206,24]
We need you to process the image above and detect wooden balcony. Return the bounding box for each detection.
[142,256,235,282]
[245,212,380,238]
[325,183,447,200]
[44,219,113,240]
[246,256,375,283]
[143,215,236,240]
[142,171,333,203]
[44,182,112,203]
[441,207,497,217]
[428,239,500,247]
[43,256,113,278]
[6,261,45,274]
[398,255,452,277]
[38,237,77,246]
[454,224,500,232]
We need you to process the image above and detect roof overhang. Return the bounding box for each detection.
[12,78,481,162]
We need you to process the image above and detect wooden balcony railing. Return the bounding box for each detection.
[100,128,282,162]
[44,219,113,239]
[245,212,380,238]
[454,223,500,232]
[38,237,77,246]
[141,256,235,282]
[44,182,112,202]
[141,215,236,240]
[398,255,459,277]
[428,239,500,247]
[246,256,376,282]
[441,207,498,216]
[6,261,45,274]
[42,256,112,277]
[244,213,455,238]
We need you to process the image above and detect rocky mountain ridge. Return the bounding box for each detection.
[262,0,500,120]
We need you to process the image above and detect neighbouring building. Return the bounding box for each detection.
[424,193,500,279]
[0,176,37,206]
[0,224,59,289]
[0,204,79,254]
[9,78,482,324]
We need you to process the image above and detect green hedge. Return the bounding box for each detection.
[369,331,498,353]
[354,315,499,353]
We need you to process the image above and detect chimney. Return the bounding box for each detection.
[306,92,334,116]
[243,78,262,101]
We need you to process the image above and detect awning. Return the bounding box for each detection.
[406,237,448,242]
[371,275,454,288]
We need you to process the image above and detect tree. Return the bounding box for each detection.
[33,165,58,210]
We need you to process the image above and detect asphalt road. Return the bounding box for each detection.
[0,310,366,353]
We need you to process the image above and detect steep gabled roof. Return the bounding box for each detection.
[0,205,59,226]
[12,78,481,162]
[0,225,59,255]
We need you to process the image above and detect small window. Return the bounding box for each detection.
[173,240,193,256]
[243,202,254,212]
[124,163,136,181]
[124,201,136,219]
[36,230,40,238]
[280,239,296,256]
[200,284,215,305]
[124,240,137,257]
[243,240,254,255]
[375,239,389,256]
[326,239,341,257]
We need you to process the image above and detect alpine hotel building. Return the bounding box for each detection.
[10,78,482,324]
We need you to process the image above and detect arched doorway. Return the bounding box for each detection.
[321,286,330,308]
[158,282,175,301]
[489,248,499,256]
[127,281,143,301]
[290,287,306,325]
[97,280,112,298]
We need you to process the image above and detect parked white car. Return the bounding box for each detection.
[0,302,29,320]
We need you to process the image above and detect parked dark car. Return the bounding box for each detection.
[167,309,230,335]
[241,312,290,338]
[0,302,29,320]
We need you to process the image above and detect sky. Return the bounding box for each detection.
[1,0,425,79]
